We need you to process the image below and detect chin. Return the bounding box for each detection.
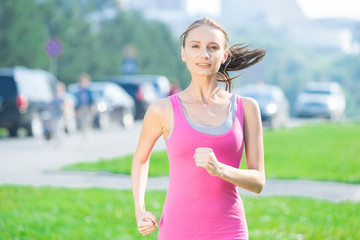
[193,70,217,77]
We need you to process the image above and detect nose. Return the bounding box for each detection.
[199,47,210,58]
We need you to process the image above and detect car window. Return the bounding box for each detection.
[0,76,17,97]
[244,92,272,101]
[105,85,129,102]
[306,90,331,95]
[16,71,54,102]
[117,83,138,96]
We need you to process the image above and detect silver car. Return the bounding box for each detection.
[234,83,290,128]
[294,82,346,121]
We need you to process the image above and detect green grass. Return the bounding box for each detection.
[63,122,360,183]
[0,185,359,240]
[262,122,360,183]
[0,128,9,138]
[62,151,169,177]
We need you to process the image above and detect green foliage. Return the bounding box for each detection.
[0,0,48,68]
[1,1,359,115]
[231,25,360,117]
[1,186,359,239]
[64,122,360,183]
[0,0,187,87]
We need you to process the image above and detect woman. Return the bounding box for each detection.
[132,17,266,239]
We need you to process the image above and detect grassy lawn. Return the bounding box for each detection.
[63,122,360,183]
[62,150,169,177]
[1,185,359,240]
[263,122,360,183]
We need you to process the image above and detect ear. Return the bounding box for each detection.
[222,49,229,64]
[181,46,186,62]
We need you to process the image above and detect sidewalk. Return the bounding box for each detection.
[2,169,360,203]
[1,122,359,203]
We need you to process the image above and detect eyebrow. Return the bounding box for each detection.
[189,41,220,45]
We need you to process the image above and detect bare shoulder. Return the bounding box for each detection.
[147,98,171,116]
[144,97,172,125]
[241,97,259,109]
[143,97,173,137]
[240,97,261,119]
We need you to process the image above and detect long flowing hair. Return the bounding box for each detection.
[180,18,266,92]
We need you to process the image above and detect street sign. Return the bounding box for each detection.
[44,37,63,58]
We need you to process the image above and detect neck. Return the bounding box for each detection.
[184,75,221,104]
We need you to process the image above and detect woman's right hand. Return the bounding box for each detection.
[136,211,159,236]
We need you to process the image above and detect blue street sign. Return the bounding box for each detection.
[44,38,63,58]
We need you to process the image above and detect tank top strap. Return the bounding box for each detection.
[235,95,244,129]
[168,94,183,122]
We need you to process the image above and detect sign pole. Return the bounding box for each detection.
[44,37,63,77]
[49,57,58,77]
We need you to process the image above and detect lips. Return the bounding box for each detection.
[196,63,211,67]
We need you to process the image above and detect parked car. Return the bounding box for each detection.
[0,67,56,137]
[107,75,161,119]
[68,81,135,129]
[294,81,346,121]
[234,83,290,128]
[144,75,171,98]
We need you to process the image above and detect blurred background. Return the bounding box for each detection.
[1,0,360,139]
[1,0,360,138]
[1,1,360,239]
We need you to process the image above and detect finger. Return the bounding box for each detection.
[141,218,155,226]
[141,227,156,236]
[193,152,212,159]
[144,212,159,227]
[195,147,211,153]
[139,226,156,235]
[195,160,208,168]
[139,223,155,230]
[139,223,156,233]
[151,217,159,227]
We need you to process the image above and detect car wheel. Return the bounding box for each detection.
[8,126,18,137]
[98,112,110,129]
[270,116,281,129]
[121,113,134,129]
[27,112,44,138]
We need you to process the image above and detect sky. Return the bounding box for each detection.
[185,0,360,20]
[296,0,360,20]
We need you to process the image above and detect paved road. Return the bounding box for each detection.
[1,120,359,203]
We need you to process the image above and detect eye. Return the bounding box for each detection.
[191,45,200,49]
[208,45,219,50]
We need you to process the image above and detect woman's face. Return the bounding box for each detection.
[181,25,228,78]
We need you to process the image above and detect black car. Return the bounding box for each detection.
[107,75,159,119]
[0,67,56,137]
[68,81,135,129]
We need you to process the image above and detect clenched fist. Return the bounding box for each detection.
[193,147,224,177]
[136,211,159,236]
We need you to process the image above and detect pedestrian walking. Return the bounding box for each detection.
[48,82,66,145]
[74,73,95,148]
[131,17,266,239]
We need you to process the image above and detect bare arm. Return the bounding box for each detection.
[194,97,265,194]
[131,98,171,235]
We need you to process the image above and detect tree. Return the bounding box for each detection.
[0,0,48,69]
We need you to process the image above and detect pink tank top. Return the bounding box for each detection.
[158,94,248,240]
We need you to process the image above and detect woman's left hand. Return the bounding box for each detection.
[193,147,223,177]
